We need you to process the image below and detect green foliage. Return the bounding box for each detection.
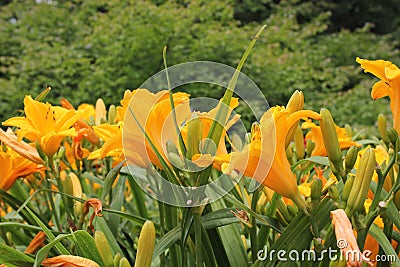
[0,0,398,128]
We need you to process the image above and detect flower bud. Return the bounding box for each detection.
[245,132,252,144]
[95,231,114,267]
[320,108,343,175]
[95,98,107,126]
[287,204,299,218]
[167,152,185,169]
[328,185,339,202]
[62,173,74,197]
[166,140,179,156]
[34,86,51,102]
[134,221,156,267]
[344,146,360,173]
[306,139,315,157]
[231,133,243,152]
[113,253,122,267]
[119,257,131,267]
[311,178,322,201]
[108,105,116,124]
[387,127,399,146]
[377,114,388,143]
[294,126,305,159]
[285,90,304,147]
[346,148,376,215]
[394,191,400,211]
[56,146,66,160]
[341,176,354,203]
[186,114,203,160]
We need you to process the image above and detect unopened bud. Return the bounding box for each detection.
[113,253,122,267]
[34,86,51,102]
[287,204,299,218]
[285,90,304,147]
[342,176,354,203]
[167,152,185,169]
[387,127,399,146]
[328,185,339,201]
[119,257,131,267]
[186,114,203,160]
[134,221,156,267]
[311,178,322,201]
[346,148,376,215]
[231,133,243,151]
[377,114,388,143]
[95,98,107,126]
[344,146,360,173]
[95,231,114,267]
[306,139,315,157]
[108,105,116,124]
[294,126,305,159]
[56,146,66,160]
[320,108,343,174]
[245,132,252,144]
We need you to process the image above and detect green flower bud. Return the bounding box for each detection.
[311,178,322,201]
[119,257,131,267]
[287,204,299,218]
[134,221,156,267]
[294,126,305,159]
[344,146,360,173]
[328,185,339,201]
[346,148,376,215]
[320,108,343,173]
[387,127,399,146]
[377,114,388,143]
[108,104,116,124]
[113,253,122,267]
[342,176,354,203]
[166,140,179,156]
[167,152,185,169]
[306,139,315,157]
[34,86,51,102]
[95,231,114,267]
[186,114,203,160]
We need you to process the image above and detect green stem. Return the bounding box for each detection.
[193,207,203,267]
[250,188,260,262]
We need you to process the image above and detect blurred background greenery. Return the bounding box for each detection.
[1,0,399,130]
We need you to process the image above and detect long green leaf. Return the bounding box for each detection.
[72,230,105,267]
[0,243,34,267]
[369,224,400,267]
[34,233,72,267]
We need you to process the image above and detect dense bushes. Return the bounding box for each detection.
[0,0,398,128]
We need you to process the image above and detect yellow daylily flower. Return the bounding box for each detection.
[302,120,358,156]
[88,122,124,164]
[208,105,321,212]
[0,147,44,191]
[357,57,400,133]
[3,96,83,156]
[0,128,44,164]
[123,89,191,169]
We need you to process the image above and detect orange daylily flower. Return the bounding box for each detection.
[25,231,46,254]
[302,120,358,156]
[60,98,100,146]
[123,89,191,169]
[356,57,400,133]
[331,209,369,267]
[87,122,124,164]
[42,255,100,267]
[205,105,321,212]
[0,147,45,191]
[0,128,44,164]
[3,96,83,156]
